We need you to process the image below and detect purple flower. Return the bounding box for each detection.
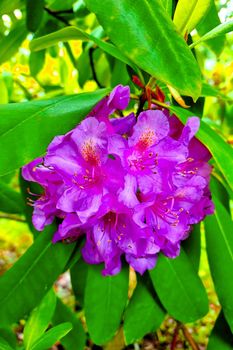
[22,85,214,275]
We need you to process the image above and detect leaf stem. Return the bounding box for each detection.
[44,7,70,26]
[170,322,181,350]
[181,324,200,350]
[0,213,26,223]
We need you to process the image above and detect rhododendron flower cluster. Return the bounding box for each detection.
[22,85,214,275]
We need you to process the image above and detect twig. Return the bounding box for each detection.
[89,47,104,88]
[50,9,73,15]
[44,7,70,26]
[181,324,200,350]
[0,213,26,223]
[170,322,181,350]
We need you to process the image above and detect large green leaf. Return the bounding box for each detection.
[52,298,86,350]
[149,249,209,322]
[0,21,28,65]
[70,257,88,308]
[123,279,165,345]
[0,225,76,325]
[85,0,202,101]
[0,0,24,15]
[173,0,211,35]
[204,196,233,332]
[0,181,24,214]
[159,0,173,17]
[24,289,57,350]
[0,338,14,350]
[84,264,129,345]
[26,0,44,32]
[207,311,233,350]
[196,0,225,56]
[170,106,233,193]
[190,19,233,49]
[0,89,109,176]
[182,224,201,273]
[31,322,72,350]
[30,27,136,71]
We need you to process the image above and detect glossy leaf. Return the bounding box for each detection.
[30,26,136,70]
[0,337,14,350]
[182,224,201,273]
[0,181,24,214]
[0,89,109,176]
[149,249,209,322]
[205,196,233,332]
[210,176,230,212]
[26,0,44,32]
[29,51,46,77]
[84,264,129,345]
[85,0,202,100]
[196,0,225,56]
[159,0,173,17]
[0,0,24,15]
[24,289,57,350]
[173,0,211,35]
[0,77,8,104]
[170,106,233,193]
[207,311,233,350]
[0,21,28,65]
[0,225,76,326]
[190,19,233,49]
[70,257,88,308]
[123,279,165,344]
[31,322,72,350]
[52,298,86,350]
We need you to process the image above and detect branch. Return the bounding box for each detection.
[181,324,200,350]
[0,213,26,223]
[44,7,70,26]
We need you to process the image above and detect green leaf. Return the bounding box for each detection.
[149,249,209,323]
[190,19,233,49]
[204,196,233,332]
[123,279,165,345]
[159,0,173,17]
[0,337,14,350]
[26,0,44,32]
[84,0,202,101]
[84,264,129,345]
[196,0,225,56]
[0,77,8,104]
[207,311,233,350]
[210,176,230,212]
[173,0,211,35]
[31,322,72,350]
[170,106,233,193]
[52,298,86,350]
[0,328,17,349]
[0,0,24,15]
[0,89,109,176]
[182,224,201,273]
[0,225,76,326]
[24,289,57,350]
[0,21,28,65]
[29,51,46,77]
[201,82,231,100]
[70,257,88,308]
[30,26,136,70]
[0,181,24,214]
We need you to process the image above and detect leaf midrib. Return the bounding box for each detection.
[0,239,52,309]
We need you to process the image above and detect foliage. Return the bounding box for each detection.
[0,0,232,349]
